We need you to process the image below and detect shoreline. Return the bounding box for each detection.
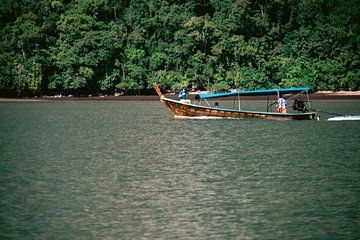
[1,91,360,102]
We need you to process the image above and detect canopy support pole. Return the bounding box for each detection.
[306,90,311,110]
[205,99,211,107]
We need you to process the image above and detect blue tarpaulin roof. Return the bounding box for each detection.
[195,87,310,100]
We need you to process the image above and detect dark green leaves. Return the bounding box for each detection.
[0,0,359,96]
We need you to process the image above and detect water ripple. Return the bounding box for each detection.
[0,101,359,239]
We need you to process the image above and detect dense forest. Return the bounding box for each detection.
[0,0,359,97]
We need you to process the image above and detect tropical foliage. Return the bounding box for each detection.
[0,0,359,96]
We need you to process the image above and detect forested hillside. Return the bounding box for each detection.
[0,0,359,97]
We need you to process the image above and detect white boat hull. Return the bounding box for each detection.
[327,116,360,121]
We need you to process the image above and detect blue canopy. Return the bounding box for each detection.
[195,87,310,100]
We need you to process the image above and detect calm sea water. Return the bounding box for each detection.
[0,100,359,239]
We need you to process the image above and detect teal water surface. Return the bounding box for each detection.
[0,100,359,239]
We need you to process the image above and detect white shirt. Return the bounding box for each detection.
[278,97,286,108]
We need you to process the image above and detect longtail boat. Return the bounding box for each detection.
[153,83,317,120]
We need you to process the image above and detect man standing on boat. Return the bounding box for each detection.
[277,94,287,113]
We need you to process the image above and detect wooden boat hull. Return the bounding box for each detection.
[161,97,317,120]
[153,83,317,120]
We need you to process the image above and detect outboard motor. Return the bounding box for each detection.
[293,99,308,112]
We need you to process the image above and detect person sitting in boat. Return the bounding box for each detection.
[292,99,308,112]
[179,88,187,100]
[178,87,191,104]
[276,94,287,113]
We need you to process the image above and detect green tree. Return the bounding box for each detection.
[116,46,147,91]
[1,0,360,96]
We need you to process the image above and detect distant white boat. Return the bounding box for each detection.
[327,116,360,121]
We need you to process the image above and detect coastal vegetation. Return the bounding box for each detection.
[0,0,359,97]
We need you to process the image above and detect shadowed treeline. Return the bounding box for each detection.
[0,0,359,97]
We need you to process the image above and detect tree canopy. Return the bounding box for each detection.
[0,0,359,97]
